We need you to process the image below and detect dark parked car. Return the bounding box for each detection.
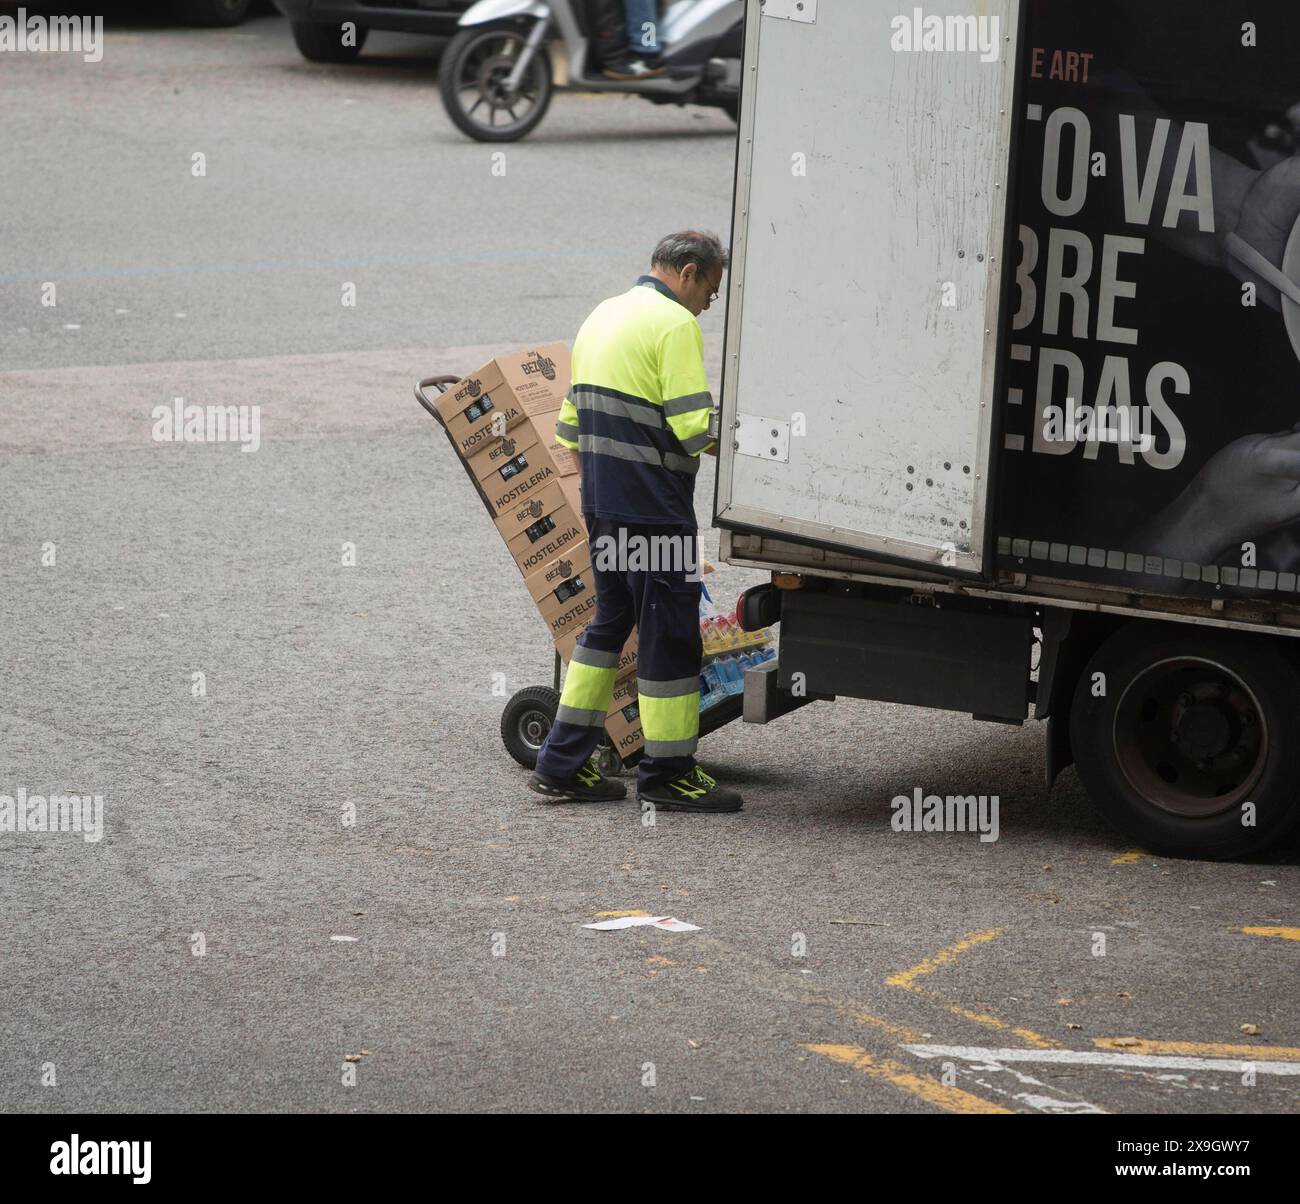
[272,1,474,62]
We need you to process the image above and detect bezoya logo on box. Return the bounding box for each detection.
[546,557,576,585]
[494,463,554,508]
[455,376,483,402]
[489,436,517,462]
[521,351,557,381]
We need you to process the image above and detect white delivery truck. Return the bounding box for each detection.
[718,0,1300,858]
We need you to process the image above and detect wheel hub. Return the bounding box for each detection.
[1171,699,1233,761]
[478,54,521,106]
[1113,658,1266,819]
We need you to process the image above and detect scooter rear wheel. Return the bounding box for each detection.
[439,22,554,143]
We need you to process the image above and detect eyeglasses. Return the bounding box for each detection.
[689,265,722,303]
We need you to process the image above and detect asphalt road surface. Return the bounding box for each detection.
[1,13,1297,1118]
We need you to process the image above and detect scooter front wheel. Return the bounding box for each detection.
[439,22,554,143]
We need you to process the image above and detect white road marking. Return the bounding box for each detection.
[906,1044,1300,1076]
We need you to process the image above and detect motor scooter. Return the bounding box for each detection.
[438,0,743,141]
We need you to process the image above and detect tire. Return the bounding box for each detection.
[592,742,623,779]
[171,0,252,25]
[500,685,560,770]
[290,21,368,64]
[1070,622,1300,859]
[439,22,554,143]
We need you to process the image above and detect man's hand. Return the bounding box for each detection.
[1141,423,1300,561]
[1229,157,1300,311]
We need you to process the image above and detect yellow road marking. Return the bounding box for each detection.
[1241,926,1300,942]
[1095,1038,1300,1060]
[1111,848,1149,864]
[803,1044,1012,1114]
[594,910,651,918]
[885,929,1060,1049]
[886,929,1003,989]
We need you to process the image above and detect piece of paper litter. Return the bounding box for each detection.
[584,916,701,932]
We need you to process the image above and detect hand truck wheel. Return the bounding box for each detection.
[500,685,559,770]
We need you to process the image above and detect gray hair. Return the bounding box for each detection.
[651,230,730,275]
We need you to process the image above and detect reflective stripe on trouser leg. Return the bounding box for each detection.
[534,515,636,783]
[637,675,700,759]
[555,645,618,728]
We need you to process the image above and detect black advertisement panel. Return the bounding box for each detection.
[995,1,1300,603]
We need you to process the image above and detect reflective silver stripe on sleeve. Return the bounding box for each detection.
[556,420,579,440]
[636,676,701,698]
[677,431,713,455]
[555,704,607,728]
[662,390,712,417]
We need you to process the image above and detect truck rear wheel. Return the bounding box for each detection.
[1070,623,1300,859]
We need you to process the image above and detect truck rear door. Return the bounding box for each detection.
[715,0,1025,577]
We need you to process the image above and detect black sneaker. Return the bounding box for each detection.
[529,756,627,803]
[638,767,743,813]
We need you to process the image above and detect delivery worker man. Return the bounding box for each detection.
[529,231,743,813]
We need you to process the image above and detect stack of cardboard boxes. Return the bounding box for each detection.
[433,345,644,761]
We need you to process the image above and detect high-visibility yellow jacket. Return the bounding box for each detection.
[554,276,714,527]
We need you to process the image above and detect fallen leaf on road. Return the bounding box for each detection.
[1241,1023,1261,1035]
[1056,998,1072,1006]
[1067,1023,1082,1030]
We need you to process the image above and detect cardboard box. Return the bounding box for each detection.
[436,344,571,461]
[557,470,583,515]
[604,671,644,761]
[472,429,567,516]
[550,440,580,478]
[530,559,599,648]
[465,415,550,485]
[556,627,638,677]
[524,545,592,606]
[495,480,586,580]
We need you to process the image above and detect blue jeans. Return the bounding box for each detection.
[624,0,661,56]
